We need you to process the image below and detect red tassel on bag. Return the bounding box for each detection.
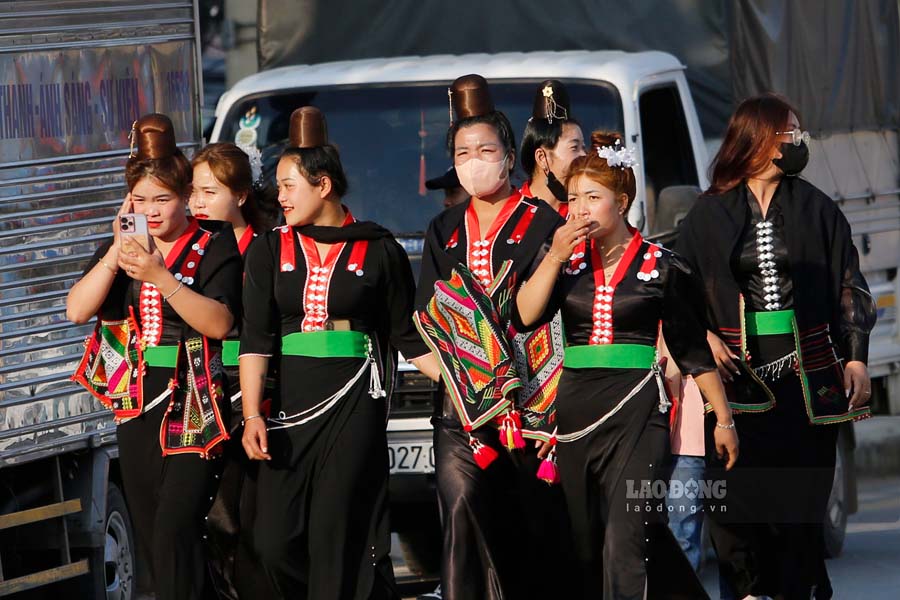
[499,409,526,451]
[469,434,498,469]
[537,456,560,485]
[536,437,560,485]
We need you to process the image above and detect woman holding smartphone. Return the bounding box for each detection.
[68,113,242,600]
[239,106,429,599]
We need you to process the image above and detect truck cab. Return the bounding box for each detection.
[210,49,878,578]
[208,49,713,580]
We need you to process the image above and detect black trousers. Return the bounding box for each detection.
[117,401,219,600]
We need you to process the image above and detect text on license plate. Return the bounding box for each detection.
[388,441,435,474]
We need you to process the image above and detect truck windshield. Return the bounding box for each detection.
[219,81,623,239]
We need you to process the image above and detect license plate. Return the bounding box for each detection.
[388,441,435,474]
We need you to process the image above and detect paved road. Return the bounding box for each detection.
[699,475,900,598]
[401,476,900,599]
[824,475,900,598]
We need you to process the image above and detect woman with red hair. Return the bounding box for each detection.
[676,94,876,599]
[516,131,737,599]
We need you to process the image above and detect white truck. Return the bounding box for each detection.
[211,50,900,579]
[0,1,204,597]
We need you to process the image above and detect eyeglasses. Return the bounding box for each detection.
[775,128,811,146]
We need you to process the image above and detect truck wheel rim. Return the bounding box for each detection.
[105,510,133,600]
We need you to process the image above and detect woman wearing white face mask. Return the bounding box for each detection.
[413,75,569,600]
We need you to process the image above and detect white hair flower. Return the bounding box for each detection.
[237,143,264,186]
[597,139,638,170]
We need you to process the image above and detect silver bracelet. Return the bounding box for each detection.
[241,414,263,427]
[99,258,118,274]
[163,281,184,302]
[547,251,568,264]
[716,420,736,430]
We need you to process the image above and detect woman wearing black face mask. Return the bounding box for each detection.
[520,80,587,217]
[676,93,876,600]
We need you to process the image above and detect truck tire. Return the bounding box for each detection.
[104,483,136,600]
[823,442,848,558]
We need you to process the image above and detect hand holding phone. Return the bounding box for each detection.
[119,213,151,253]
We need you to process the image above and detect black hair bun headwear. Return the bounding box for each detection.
[131,113,177,160]
[530,79,570,124]
[449,74,494,123]
[289,106,328,148]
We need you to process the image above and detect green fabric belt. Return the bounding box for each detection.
[143,345,179,368]
[281,331,369,358]
[563,344,656,369]
[222,340,240,367]
[746,309,796,336]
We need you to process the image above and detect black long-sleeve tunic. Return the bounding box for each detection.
[676,178,876,423]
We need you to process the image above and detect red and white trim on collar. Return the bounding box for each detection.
[237,225,256,256]
[589,228,643,345]
[520,180,569,218]
[464,191,523,288]
[140,219,209,347]
[637,244,662,281]
[276,210,369,332]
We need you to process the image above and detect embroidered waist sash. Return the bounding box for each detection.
[708,302,870,424]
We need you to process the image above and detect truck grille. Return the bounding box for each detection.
[392,370,439,416]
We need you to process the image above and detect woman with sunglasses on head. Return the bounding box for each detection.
[239,106,428,599]
[413,74,568,600]
[675,93,876,599]
[68,114,242,600]
[189,142,278,599]
[515,130,738,600]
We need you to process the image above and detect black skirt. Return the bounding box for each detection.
[555,366,708,600]
[252,356,398,600]
[705,368,838,599]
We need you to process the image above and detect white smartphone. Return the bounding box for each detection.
[119,212,150,252]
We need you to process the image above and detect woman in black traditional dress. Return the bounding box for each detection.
[515,130,739,599]
[675,94,876,600]
[68,113,242,600]
[413,74,567,600]
[512,78,586,598]
[189,142,277,599]
[238,106,429,599]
